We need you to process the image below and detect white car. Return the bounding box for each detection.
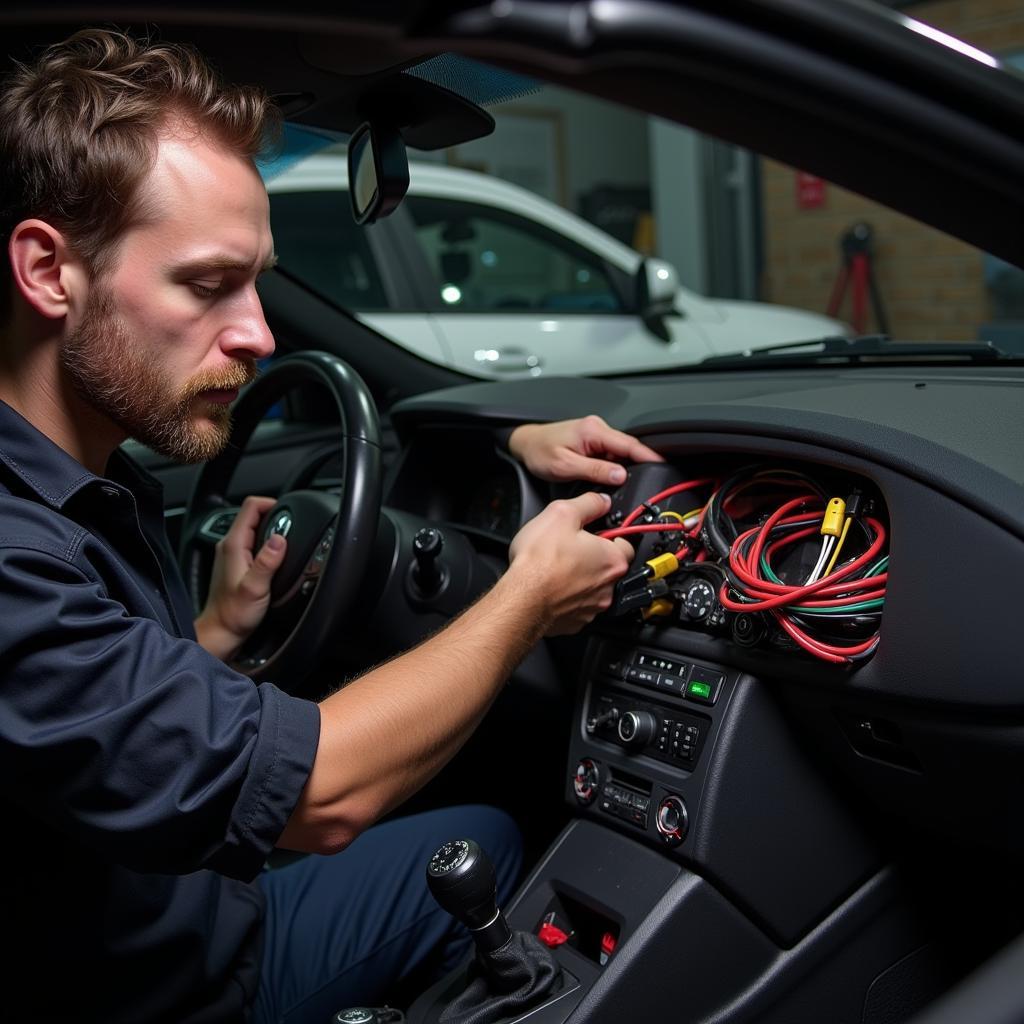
[265,156,846,379]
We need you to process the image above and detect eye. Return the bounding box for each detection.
[190,281,224,298]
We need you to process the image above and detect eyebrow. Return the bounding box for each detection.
[174,253,279,276]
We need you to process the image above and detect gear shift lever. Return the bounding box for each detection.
[426,839,512,956]
[426,838,560,1024]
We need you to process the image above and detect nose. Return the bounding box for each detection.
[218,285,276,361]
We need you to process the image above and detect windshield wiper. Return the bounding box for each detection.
[700,334,1014,368]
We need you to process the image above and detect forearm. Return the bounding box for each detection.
[277,567,548,854]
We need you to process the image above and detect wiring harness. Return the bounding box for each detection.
[598,467,888,665]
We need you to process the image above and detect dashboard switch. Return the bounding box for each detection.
[625,665,660,689]
[685,669,723,705]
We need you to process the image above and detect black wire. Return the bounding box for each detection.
[708,466,826,560]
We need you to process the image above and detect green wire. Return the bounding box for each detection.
[791,599,885,614]
[758,546,888,611]
[763,551,889,582]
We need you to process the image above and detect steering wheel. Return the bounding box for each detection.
[179,350,382,687]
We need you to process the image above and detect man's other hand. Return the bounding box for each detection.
[507,415,663,486]
[508,491,634,636]
[194,495,287,662]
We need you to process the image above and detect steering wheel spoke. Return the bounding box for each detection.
[196,506,241,546]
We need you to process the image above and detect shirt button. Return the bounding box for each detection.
[100,485,120,500]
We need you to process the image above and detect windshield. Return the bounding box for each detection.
[262,19,1024,380]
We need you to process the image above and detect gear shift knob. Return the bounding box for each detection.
[427,839,512,954]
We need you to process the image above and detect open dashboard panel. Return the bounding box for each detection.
[570,443,1024,873]
[594,458,889,667]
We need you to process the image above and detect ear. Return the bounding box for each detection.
[7,219,89,321]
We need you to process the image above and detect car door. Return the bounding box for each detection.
[398,194,717,377]
[267,186,452,369]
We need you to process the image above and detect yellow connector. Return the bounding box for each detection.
[642,598,674,620]
[820,497,846,537]
[646,552,680,580]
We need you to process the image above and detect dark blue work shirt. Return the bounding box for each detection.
[0,400,321,1022]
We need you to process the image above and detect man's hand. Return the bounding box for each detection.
[508,415,663,486]
[194,495,288,662]
[507,491,634,635]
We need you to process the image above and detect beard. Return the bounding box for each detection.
[60,287,257,464]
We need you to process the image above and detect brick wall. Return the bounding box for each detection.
[759,0,1019,340]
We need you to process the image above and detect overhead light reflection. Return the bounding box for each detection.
[901,17,998,67]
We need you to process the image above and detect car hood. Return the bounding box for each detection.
[679,296,848,349]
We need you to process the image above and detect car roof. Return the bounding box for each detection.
[4,1,1024,264]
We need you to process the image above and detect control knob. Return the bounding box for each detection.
[617,710,658,749]
[656,795,689,847]
[573,758,600,804]
[683,578,716,621]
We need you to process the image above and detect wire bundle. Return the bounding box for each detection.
[598,478,715,560]
[719,492,888,663]
[599,468,888,665]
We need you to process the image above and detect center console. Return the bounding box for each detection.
[407,459,955,1024]
[568,640,728,856]
[409,626,939,1024]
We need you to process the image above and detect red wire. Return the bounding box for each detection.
[621,478,715,528]
[726,515,887,607]
[599,523,688,540]
[791,588,887,608]
[772,611,879,662]
[603,474,885,664]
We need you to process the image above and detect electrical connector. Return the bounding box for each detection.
[820,497,846,536]
[618,551,679,591]
[646,552,680,580]
[615,579,669,615]
[642,598,674,620]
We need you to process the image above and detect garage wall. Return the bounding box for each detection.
[759,0,1023,342]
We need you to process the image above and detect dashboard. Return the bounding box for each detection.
[387,364,1024,868]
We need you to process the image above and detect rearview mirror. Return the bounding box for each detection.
[348,121,410,225]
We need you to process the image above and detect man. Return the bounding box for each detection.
[0,29,661,1023]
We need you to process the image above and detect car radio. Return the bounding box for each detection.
[567,639,733,855]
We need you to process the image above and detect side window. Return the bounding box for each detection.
[267,190,390,311]
[404,197,625,313]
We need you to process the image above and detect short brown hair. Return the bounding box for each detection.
[0,28,280,322]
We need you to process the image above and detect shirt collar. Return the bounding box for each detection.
[0,399,159,510]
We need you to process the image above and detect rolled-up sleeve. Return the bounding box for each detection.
[0,542,320,881]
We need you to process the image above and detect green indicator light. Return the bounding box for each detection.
[689,681,712,698]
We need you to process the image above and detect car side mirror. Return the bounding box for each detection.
[348,121,410,224]
[636,257,681,342]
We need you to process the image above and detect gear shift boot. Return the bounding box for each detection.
[438,932,561,1024]
[425,839,563,1024]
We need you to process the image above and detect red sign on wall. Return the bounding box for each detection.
[796,172,826,209]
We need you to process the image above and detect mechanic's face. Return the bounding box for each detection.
[60,129,276,463]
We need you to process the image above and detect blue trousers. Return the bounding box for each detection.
[250,805,522,1024]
